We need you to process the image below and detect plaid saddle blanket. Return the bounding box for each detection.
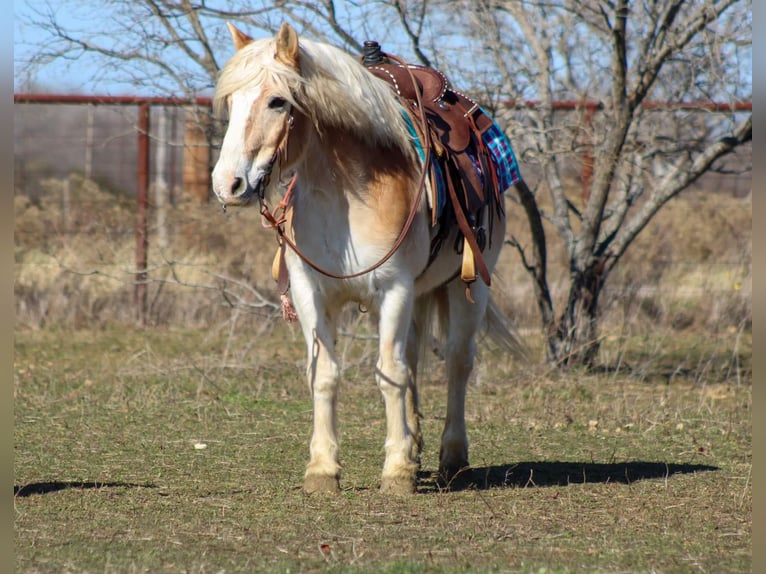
[403,108,522,222]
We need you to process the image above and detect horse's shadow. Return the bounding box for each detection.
[14,462,718,497]
[417,460,719,492]
[13,481,156,497]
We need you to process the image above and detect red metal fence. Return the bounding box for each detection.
[15,94,217,323]
[14,93,751,324]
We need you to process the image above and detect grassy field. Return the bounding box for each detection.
[14,322,751,573]
[13,106,751,572]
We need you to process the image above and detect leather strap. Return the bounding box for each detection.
[443,166,492,286]
[260,64,433,281]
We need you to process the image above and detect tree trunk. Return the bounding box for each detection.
[182,107,211,203]
[509,180,608,369]
[548,258,608,368]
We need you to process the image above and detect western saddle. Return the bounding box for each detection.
[361,41,506,292]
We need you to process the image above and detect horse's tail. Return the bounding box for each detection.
[483,296,530,361]
[414,287,530,367]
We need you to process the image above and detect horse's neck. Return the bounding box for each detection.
[293,127,413,202]
[284,126,418,246]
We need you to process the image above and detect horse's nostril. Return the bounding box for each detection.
[231,177,243,194]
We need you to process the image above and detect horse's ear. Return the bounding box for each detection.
[274,22,300,69]
[227,22,253,51]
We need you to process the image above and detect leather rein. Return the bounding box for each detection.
[257,60,433,282]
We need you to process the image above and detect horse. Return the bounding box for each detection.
[212,22,525,494]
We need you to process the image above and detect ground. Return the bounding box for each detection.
[14,324,751,573]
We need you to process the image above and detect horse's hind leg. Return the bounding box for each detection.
[377,281,420,494]
[439,278,490,484]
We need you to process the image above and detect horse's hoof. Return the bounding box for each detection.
[303,474,340,494]
[380,474,417,495]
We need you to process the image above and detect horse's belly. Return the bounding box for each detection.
[413,227,463,295]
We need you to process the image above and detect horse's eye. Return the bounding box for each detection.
[268,96,288,109]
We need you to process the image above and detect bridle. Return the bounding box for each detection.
[256,64,433,282]
[221,112,294,212]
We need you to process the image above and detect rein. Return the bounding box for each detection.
[259,61,433,282]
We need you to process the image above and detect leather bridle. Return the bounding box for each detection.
[258,64,433,281]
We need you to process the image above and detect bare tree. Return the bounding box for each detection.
[455,0,751,365]
[16,0,751,366]
[17,1,252,95]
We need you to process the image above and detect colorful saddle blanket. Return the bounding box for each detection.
[402,110,522,222]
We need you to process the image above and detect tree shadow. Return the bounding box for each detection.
[14,481,157,497]
[417,460,719,492]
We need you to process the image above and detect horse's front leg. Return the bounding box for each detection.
[291,282,342,494]
[304,324,342,494]
[376,281,419,494]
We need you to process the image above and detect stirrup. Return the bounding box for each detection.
[460,236,477,303]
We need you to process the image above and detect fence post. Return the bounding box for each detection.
[135,102,150,325]
[85,103,94,180]
[155,108,169,251]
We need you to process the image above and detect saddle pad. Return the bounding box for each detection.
[480,113,522,192]
[401,109,447,219]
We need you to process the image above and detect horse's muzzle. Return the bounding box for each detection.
[216,174,267,207]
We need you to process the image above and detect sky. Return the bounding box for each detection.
[12,0,523,98]
[13,0,411,96]
[14,0,754,101]
[14,0,240,95]
[14,1,101,93]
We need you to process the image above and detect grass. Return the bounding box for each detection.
[13,323,751,573]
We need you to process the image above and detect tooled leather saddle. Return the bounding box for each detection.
[361,41,507,290]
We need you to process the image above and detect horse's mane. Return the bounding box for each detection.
[214,35,414,153]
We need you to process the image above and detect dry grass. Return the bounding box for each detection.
[14,324,751,573]
[14,172,752,340]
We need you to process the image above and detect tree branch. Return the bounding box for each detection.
[577,0,629,263]
[393,0,432,67]
[608,113,751,268]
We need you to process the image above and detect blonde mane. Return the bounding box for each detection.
[214,35,414,153]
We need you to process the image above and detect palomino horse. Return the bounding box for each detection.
[212,22,525,494]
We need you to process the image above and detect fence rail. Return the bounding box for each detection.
[14,93,751,324]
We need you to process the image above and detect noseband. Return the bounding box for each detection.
[256,110,295,201]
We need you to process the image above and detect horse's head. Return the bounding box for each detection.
[212,23,304,207]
